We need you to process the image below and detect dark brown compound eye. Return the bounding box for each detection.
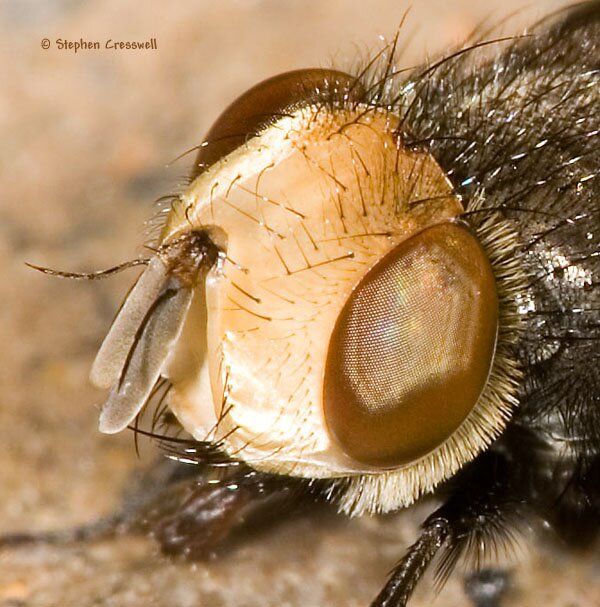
[323,223,498,468]
[190,68,362,180]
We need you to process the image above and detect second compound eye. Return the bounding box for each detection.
[323,223,499,468]
[190,68,362,180]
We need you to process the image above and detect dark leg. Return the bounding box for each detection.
[0,513,125,549]
[370,452,520,607]
[371,517,449,607]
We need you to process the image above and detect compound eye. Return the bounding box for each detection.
[191,68,361,180]
[323,223,498,468]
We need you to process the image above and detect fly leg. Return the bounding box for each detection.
[370,451,520,607]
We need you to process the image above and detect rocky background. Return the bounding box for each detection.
[1,1,599,606]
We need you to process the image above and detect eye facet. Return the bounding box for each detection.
[190,68,361,180]
[323,222,499,468]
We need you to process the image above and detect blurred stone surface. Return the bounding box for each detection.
[1,1,598,606]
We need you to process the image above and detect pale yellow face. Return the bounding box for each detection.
[160,104,493,477]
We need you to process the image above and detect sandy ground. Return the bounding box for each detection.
[1,1,599,606]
